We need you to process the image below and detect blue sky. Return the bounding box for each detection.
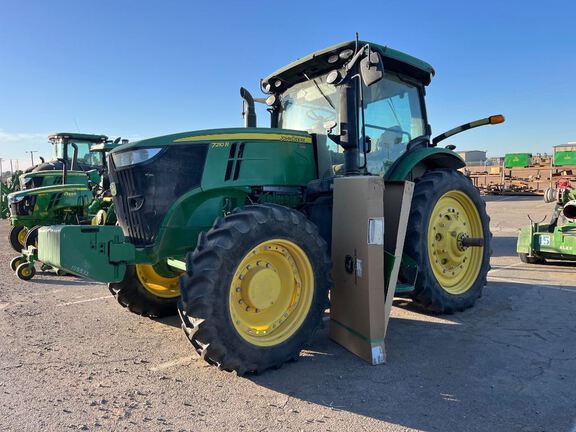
[1,0,575,169]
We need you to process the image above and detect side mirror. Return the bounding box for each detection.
[360,49,384,87]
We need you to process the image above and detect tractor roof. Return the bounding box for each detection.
[265,40,435,88]
[48,132,108,143]
[89,142,119,152]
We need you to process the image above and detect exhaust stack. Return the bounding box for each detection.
[240,87,257,128]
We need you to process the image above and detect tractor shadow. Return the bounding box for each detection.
[27,275,104,286]
[490,235,519,257]
[249,280,576,432]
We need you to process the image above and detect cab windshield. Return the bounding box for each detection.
[277,70,426,176]
[278,72,340,153]
[52,141,104,168]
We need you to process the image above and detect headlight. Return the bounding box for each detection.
[112,148,163,168]
[8,195,25,204]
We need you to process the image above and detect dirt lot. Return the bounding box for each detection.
[0,196,575,432]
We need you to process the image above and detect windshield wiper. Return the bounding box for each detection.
[303,72,335,110]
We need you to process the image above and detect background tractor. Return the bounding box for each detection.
[517,178,576,263]
[7,133,116,252]
[37,40,503,373]
[9,135,122,280]
[18,133,111,191]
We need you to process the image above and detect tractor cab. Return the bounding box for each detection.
[20,133,109,190]
[262,41,433,177]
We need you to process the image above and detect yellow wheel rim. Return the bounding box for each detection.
[135,264,181,298]
[91,210,107,226]
[20,267,32,277]
[427,190,483,295]
[17,228,27,246]
[229,239,314,347]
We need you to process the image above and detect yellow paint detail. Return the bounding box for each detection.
[174,133,312,144]
[229,239,314,347]
[427,190,483,295]
[17,228,27,247]
[91,209,107,226]
[136,264,181,299]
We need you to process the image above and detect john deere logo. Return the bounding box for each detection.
[110,182,117,197]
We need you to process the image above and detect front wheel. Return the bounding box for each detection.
[16,263,36,281]
[179,204,332,375]
[8,225,27,252]
[108,264,181,318]
[404,170,491,314]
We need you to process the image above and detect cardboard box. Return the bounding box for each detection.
[330,176,386,365]
[329,177,413,365]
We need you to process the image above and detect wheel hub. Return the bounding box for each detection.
[17,228,27,246]
[428,191,483,294]
[229,239,313,346]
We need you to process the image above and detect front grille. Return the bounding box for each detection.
[10,195,37,217]
[110,144,208,247]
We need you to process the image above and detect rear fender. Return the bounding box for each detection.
[385,148,465,181]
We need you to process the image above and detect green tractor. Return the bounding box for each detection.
[7,133,118,253]
[18,133,111,191]
[517,178,576,263]
[37,40,503,373]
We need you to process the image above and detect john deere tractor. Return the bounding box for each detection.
[37,40,503,373]
[9,136,122,280]
[18,133,110,191]
[7,133,112,251]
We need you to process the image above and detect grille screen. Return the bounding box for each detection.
[109,144,208,246]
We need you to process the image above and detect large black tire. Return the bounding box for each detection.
[108,265,180,318]
[519,253,546,265]
[24,225,41,248]
[8,225,27,252]
[404,169,491,314]
[179,204,331,375]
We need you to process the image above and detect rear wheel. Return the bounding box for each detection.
[9,225,27,252]
[108,264,181,318]
[179,204,331,375]
[404,170,491,314]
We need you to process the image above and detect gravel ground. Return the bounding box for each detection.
[0,196,575,432]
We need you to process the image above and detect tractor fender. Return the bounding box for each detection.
[153,187,250,258]
[385,147,465,181]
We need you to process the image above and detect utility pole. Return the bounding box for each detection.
[9,159,13,174]
[25,150,38,167]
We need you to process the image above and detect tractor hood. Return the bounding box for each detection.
[109,128,312,153]
[8,183,90,204]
